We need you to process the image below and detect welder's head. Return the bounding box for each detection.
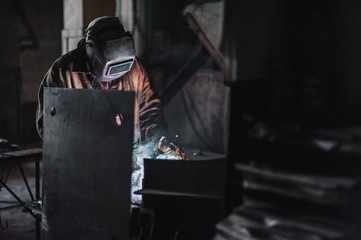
[85,16,135,82]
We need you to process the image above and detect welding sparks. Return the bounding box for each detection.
[131,141,183,204]
[131,142,154,205]
[156,152,183,160]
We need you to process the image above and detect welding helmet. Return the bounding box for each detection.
[85,16,135,82]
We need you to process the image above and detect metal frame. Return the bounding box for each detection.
[0,148,42,239]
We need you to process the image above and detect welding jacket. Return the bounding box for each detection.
[36,38,167,145]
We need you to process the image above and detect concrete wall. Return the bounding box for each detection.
[62,0,115,53]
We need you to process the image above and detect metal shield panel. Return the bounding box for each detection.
[42,88,134,240]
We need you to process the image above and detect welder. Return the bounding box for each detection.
[36,16,184,160]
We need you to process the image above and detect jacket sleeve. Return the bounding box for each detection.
[137,62,168,142]
[36,61,62,139]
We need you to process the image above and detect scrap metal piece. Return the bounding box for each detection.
[236,163,360,204]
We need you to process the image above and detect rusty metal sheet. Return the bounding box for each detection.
[42,88,134,240]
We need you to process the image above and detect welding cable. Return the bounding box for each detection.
[180,87,215,151]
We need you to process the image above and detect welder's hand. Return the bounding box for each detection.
[157,136,185,160]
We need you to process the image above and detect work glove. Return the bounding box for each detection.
[157,136,185,160]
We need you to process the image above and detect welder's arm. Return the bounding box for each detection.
[138,70,184,159]
[157,135,185,160]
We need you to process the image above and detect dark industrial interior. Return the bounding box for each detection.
[1,0,361,239]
